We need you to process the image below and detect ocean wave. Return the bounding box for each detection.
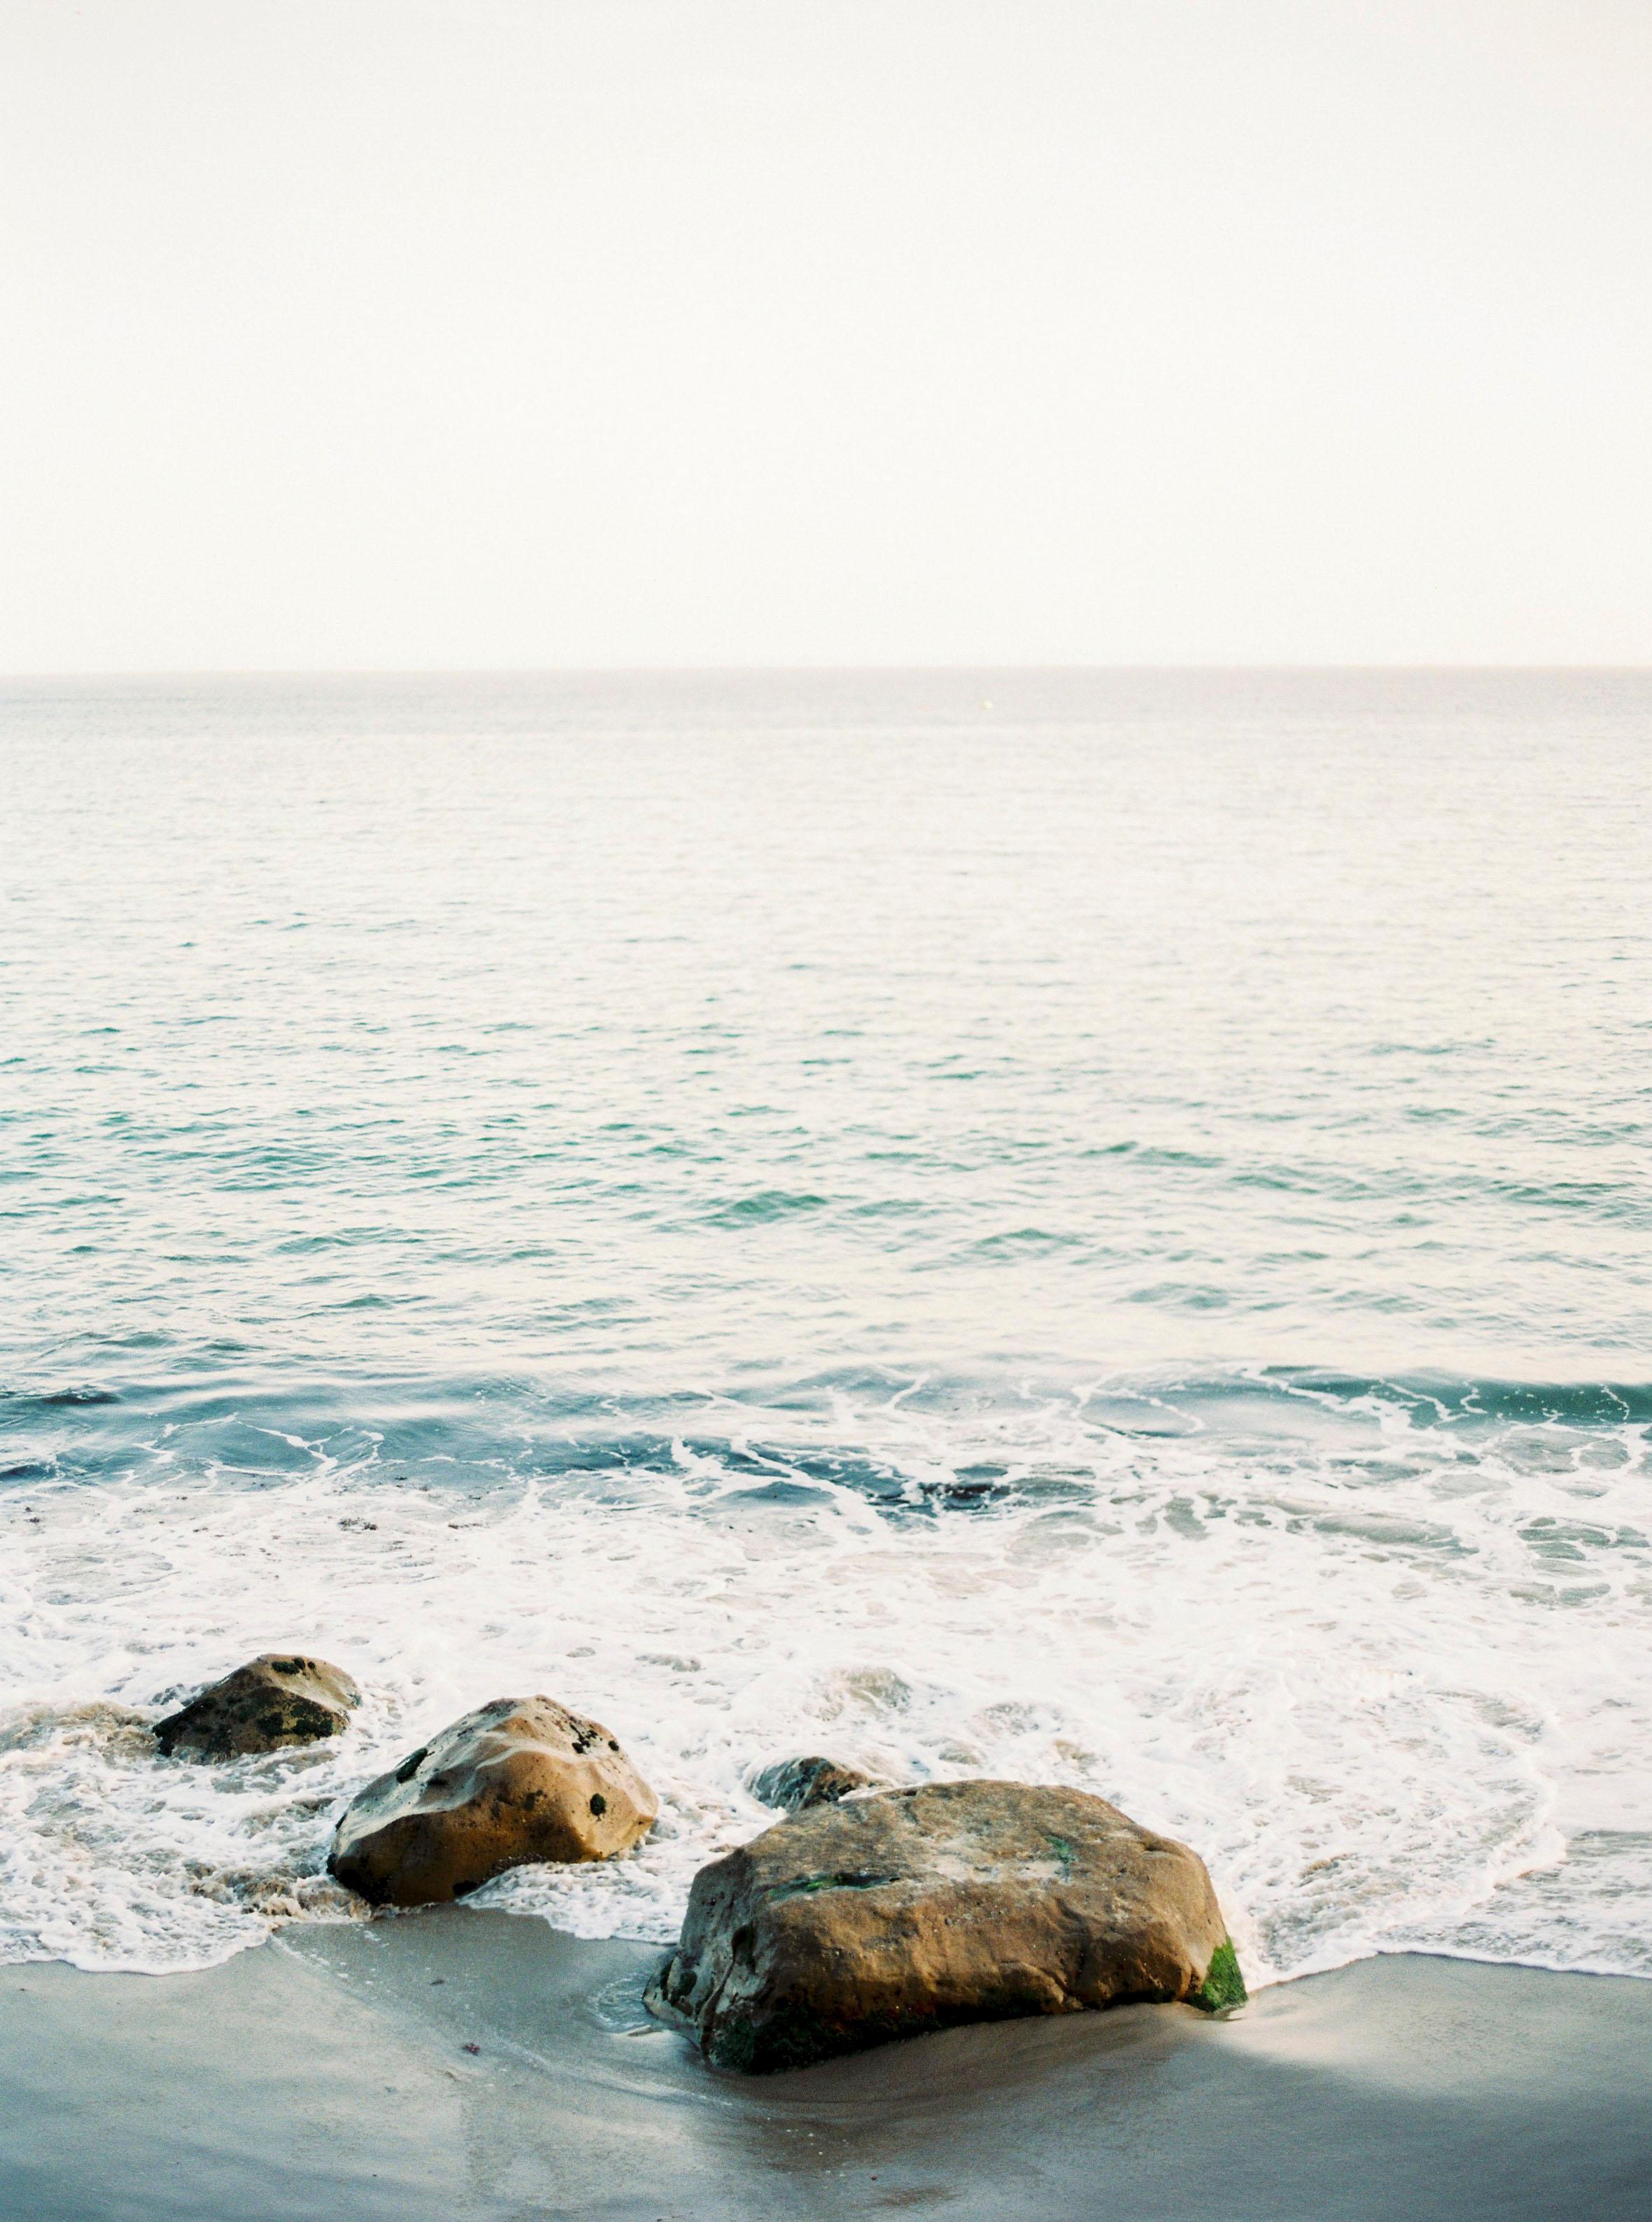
[1,1357,1647,1981]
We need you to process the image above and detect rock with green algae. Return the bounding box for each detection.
[647,1778,1243,2074]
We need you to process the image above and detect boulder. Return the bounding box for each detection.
[647,1778,1244,2072]
[153,1653,361,1760]
[749,1755,880,1813]
[328,1696,658,1907]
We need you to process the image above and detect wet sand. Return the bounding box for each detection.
[1,1913,1647,2221]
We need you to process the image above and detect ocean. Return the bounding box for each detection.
[2,667,1649,1988]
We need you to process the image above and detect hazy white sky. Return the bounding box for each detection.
[4,0,1651,670]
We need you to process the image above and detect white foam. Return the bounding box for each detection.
[2,1392,1650,1979]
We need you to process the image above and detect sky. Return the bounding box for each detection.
[3,0,1651,672]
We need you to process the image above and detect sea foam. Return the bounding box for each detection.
[2,1371,1648,1981]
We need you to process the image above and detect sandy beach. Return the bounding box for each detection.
[2,1913,1646,2221]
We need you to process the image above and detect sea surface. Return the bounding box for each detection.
[2,668,1650,1986]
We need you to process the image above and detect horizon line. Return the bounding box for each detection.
[6,660,1652,684]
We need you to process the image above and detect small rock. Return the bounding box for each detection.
[153,1654,361,1760]
[328,1695,658,1907]
[648,1778,1243,2073]
[749,1755,880,1812]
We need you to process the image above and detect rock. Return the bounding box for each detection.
[647,1779,1243,2072]
[153,1653,361,1760]
[328,1696,658,1907]
[748,1755,880,1813]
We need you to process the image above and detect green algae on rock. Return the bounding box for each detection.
[1189,1937,1248,2013]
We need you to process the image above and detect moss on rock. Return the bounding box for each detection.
[1189,1937,1247,2014]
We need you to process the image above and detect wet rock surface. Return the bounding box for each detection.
[153,1654,361,1761]
[749,1755,880,1812]
[649,1778,1243,2073]
[329,1695,657,1907]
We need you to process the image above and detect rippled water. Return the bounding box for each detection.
[3,669,1650,1981]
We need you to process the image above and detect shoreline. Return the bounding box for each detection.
[2,1913,1648,2220]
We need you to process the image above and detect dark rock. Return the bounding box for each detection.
[748,1755,879,1813]
[647,1778,1243,2073]
[153,1654,361,1761]
[328,1696,657,1908]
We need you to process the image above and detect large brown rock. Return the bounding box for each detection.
[328,1696,658,1907]
[647,1779,1245,2073]
[153,1653,361,1760]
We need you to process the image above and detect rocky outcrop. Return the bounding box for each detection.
[648,1779,1243,2073]
[328,1696,658,1907]
[749,1755,880,1812]
[153,1654,361,1760]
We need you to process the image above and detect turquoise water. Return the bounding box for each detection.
[3,669,1650,1978]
